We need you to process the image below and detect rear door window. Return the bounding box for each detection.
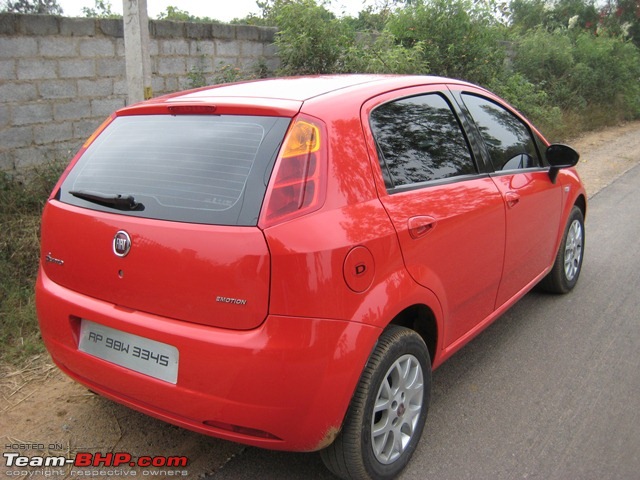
[59,115,290,226]
[370,93,477,189]
[461,94,541,171]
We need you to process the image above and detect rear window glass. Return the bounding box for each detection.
[370,93,476,189]
[59,115,290,225]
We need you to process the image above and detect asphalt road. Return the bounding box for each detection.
[210,165,640,480]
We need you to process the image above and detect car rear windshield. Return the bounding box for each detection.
[58,114,290,225]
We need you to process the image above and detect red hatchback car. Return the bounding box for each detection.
[37,75,586,479]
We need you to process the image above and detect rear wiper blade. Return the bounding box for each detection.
[69,190,144,211]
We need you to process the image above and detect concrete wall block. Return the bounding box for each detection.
[59,58,96,79]
[0,59,15,80]
[241,41,264,58]
[0,104,8,128]
[150,77,165,95]
[211,24,235,40]
[157,57,187,75]
[214,57,239,68]
[91,98,124,117]
[160,38,190,55]
[0,82,38,102]
[34,122,74,145]
[73,118,102,140]
[190,39,215,57]
[59,17,96,37]
[164,77,179,93]
[113,78,128,95]
[185,22,211,39]
[0,13,18,35]
[152,20,185,38]
[17,58,57,80]
[235,25,259,41]
[0,37,38,58]
[186,57,213,74]
[14,103,53,125]
[38,79,76,99]
[257,27,277,43]
[80,37,116,57]
[115,38,125,56]
[0,125,33,149]
[216,40,241,58]
[265,57,281,72]
[96,57,125,78]
[19,14,59,35]
[14,146,48,169]
[0,150,14,171]
[149,40,160,56]
[39,37,78,57]
[54,99,91,121]
[52,140,85,161]
[78,78,114,97]
[99,19,123,38]
[264,42,278,58]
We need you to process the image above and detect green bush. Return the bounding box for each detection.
[386,0,507,85]
[0,162,65,364]
[273,0,351,74]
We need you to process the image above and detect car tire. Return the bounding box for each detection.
[320,326,431,480]
[539,205,585,294]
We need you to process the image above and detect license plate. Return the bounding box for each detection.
[78,320,179,384]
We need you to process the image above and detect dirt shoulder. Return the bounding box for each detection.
[2,121,639,479]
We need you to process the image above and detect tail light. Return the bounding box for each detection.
[259,115,328,228]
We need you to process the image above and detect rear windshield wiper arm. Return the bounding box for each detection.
[69,190,144,211]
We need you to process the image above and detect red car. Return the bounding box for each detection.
[37,75,585,479]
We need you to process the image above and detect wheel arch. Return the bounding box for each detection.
[574,193,587,219]
[388,304,438,367]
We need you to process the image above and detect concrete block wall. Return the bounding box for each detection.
[0,14,279,172]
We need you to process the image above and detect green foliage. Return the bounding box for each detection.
[386,0,507,85]
[82,0,119,19]
[1,0,62,14]
[0,162,64,364]
[511,27,640,119]
[339,32,428,74]
[272,0,351,74]
[213,63,246,84]
[489,73,564,136]
[156,5,220,23]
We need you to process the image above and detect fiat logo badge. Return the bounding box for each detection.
[113,231,131,257]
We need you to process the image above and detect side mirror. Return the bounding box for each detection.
[546,144,579,183]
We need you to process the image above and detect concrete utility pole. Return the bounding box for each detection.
[123,0,152,104]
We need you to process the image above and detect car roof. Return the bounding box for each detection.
[158,75,474,103]
[119,75,478,118]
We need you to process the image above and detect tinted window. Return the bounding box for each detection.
[461,94,540,171]
[59,115,290,225]
[370,94,476,188]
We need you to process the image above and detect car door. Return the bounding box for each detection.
[453,88,563,308]
[362,86,506,348]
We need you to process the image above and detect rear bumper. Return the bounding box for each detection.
[36,268,381,451]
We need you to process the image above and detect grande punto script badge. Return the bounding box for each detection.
[113,231,131,257]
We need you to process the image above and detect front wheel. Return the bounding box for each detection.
[540,205,585,293]
[320,326,431,480]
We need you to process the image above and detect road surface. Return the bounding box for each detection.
[210,164,640,479]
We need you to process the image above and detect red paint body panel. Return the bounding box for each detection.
[491,171,563,307]
[378,178,507,347]
[41,201,270,330]
[36,268,381,451]
[36,75,587,454]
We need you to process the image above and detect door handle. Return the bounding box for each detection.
[505,192,520,209]
[408,216,436,239]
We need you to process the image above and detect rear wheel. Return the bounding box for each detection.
[540,205,584,293]
[320,326,431,480]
